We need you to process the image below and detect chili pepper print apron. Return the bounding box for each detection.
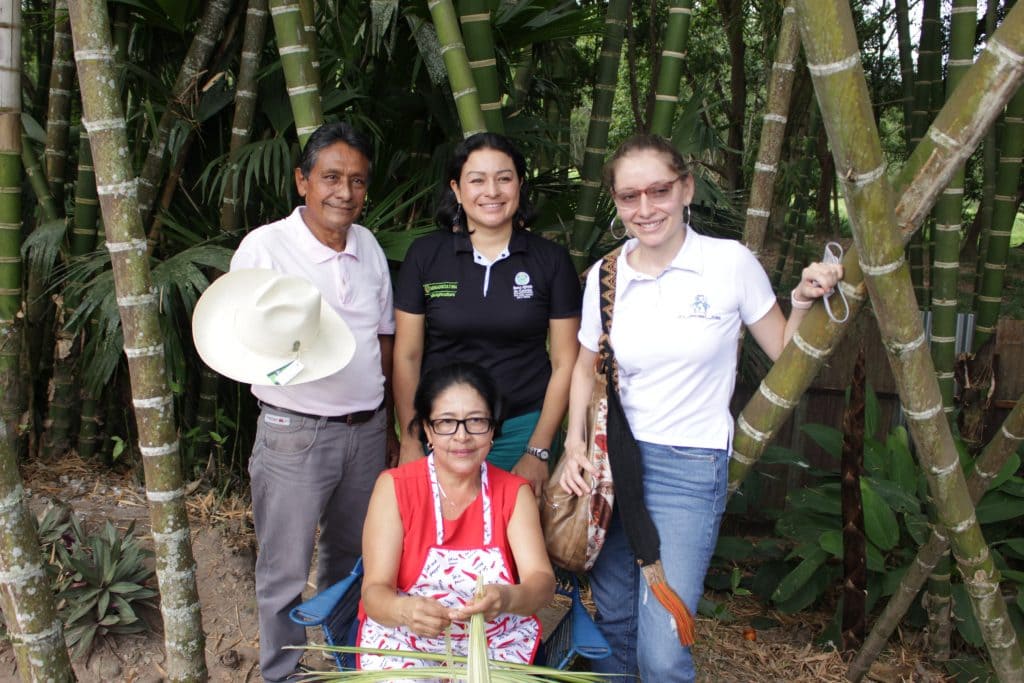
[357,455,541,671]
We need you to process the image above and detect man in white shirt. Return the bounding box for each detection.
[230,122,396,681]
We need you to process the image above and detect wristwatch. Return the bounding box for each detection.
[525,446,550,462]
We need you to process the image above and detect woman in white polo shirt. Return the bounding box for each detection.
[559,134,842,682]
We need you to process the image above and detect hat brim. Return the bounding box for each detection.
[192,269,356,386]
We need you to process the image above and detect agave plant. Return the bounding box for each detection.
[54,519,158,659]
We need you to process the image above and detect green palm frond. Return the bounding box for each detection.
[21,218,68,286]
[198,135,297,210]
[66,244,232,394]
[495,1,603,48]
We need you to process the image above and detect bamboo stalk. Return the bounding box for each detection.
[220,0,268,233]
[458,0,504,134]
[67,2,207,679]
[428,0,487,137]
[648,0,695,138]
[136,0,233,224]
[269,0,323,147]
[0,1,74,678]
[793,2,1022,677]
[743,0,798,256]
[973,85,1024,349]
[43,0,73,211]
[568,0,629,272]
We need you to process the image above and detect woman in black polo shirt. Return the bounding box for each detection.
[393,133,581,495]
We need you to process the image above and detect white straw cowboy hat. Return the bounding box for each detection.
[192,269,356,386]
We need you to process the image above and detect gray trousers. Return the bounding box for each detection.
[249,406,386,682]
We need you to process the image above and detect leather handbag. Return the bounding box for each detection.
[540,251,619,572]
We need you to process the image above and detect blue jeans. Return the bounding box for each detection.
[589,442,729,682]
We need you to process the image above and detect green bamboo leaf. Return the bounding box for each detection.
[800,424,843,458]
[903,511,930,546]
[951,583,984,647]
[817,530,842,558]
[860,479,899,550]
[886,426,917,496]
[714,536,757,561]
[976,491,1024,524]
[862,477,921,514]
[788,483,841,516]
[772,547,828,603]
[997,539,1024,559]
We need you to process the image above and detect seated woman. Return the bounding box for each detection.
[357,362,555,670]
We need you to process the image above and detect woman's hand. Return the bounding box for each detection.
[558,438,595,497]
[401,595,454,638]
[794,262,844,303]
[451,584,507,622]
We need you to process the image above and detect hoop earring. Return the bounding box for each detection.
[683,205,691,227]
[452,203,464,232]
[609,216,626,240]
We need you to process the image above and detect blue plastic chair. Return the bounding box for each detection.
[289,560,610,671]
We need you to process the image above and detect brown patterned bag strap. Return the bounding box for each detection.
[597,247,621,390]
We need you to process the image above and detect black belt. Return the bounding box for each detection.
[259,402,380,425]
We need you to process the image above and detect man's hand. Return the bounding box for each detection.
[512,453,549,499]
[399,437,425,465]
[386,429,400,468]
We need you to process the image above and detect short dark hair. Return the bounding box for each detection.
[297,122,373,178]
[410,362,506,444]
[435,133,537,233]
[602,133,691,190]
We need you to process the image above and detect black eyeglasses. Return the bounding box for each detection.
[428,417,494,435]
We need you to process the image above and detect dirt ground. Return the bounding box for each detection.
[0,453,954,682]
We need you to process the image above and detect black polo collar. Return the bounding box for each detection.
[452,229,529,254]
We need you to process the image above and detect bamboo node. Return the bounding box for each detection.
[758,382,797,409]
[986,37,1024,69]
[140,441,179,458]
[807,53,860,77]
[5,618,62,646]
[125,344,165,358]
[746,208,770,218]
[754,162,777,173]
[730,448,756,466]
[152,527,191,544]
[842,163,886,187]
[1001,424,1024,441]
[0,562,46,586]
[790,332,830,359]
[133,395,173,410]
[949,516,976,534]
[887,331,926,354]
[926,456,958,475]
[764,114,787,124]
[147,488,185,503]
[927,127,960,151]
[859,256,904,276]
[737,415,770,443]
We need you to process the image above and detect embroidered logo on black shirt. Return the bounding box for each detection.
[513,272,533,300]
[424,281,458,299]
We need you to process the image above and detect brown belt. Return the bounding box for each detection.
[259,402,380,425]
